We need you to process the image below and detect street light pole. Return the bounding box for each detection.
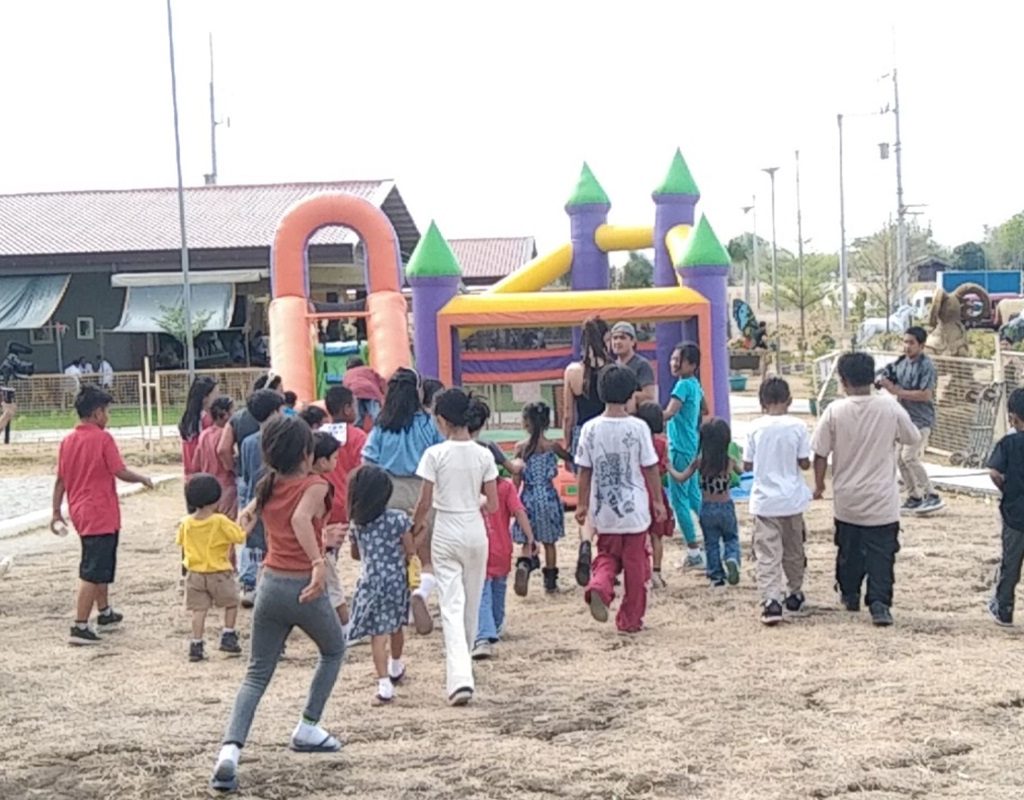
[892,68,908,305]
[741,202,753,307]
[837,113,849,332]
[751,195,759,310]
[762,167,780,334]
[795,150,806,347]
[165,0,195,382]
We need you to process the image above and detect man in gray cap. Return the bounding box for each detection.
[610,321,656,406]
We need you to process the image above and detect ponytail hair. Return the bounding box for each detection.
[465,395,491,434]
[254,415,313,513]
[521,401,551,460]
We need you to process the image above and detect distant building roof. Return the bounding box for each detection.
[0,180,420,260]
[448,236,537,280]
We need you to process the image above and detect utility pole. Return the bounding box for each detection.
[741,200,754,307]
[165,0,196,381]
[205,34,219,186]
[762,167,780,335]
[837,113,849,332]
[751,195,759,310]
[892,68,908,305]
[795,150,806,347]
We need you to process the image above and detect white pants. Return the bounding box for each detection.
[431,509,488,697]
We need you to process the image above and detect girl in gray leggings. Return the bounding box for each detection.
[211,416,345,793]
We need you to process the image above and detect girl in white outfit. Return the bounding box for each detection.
[413,389,498,706]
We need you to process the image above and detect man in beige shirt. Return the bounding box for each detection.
[811,352,920,627]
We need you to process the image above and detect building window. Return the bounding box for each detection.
[30,327,54,345]
[77,317,95,340]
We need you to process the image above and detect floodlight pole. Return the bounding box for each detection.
[165,0,196,382]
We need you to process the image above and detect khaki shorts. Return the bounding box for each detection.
[324,550,346,609]
[185,571,239,611]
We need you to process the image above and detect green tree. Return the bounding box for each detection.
[768,251,837,346]
[156,303,213,350]
[848,219,941,314]
[951,240,987,271]
[612,250,654,289]
[984,212,1024,269]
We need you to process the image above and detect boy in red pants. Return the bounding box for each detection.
[575,365,666,633]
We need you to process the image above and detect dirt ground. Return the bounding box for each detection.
[0,442,1022,800]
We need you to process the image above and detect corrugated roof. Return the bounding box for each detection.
[0,180,409,257]
[449,237,537,279]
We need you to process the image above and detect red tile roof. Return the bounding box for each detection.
[0,180,403,256]
[449,237,537,280]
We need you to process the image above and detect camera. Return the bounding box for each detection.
[0,341,35,385]
[874,362,898,390]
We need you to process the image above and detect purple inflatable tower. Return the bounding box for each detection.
[405,220,462,381]
[565,163,611,355]
[677,215,732,423]
[651,149,699,405]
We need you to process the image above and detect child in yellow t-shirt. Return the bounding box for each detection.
[176,473,247,662]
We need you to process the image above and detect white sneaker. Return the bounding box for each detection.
[471,640,494,660]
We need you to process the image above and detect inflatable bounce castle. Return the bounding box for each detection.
[268,150,732,423]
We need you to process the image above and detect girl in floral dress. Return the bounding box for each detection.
[347,465,416,706]
[512,402,574,593]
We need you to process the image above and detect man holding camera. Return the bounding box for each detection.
[877,326,943,514]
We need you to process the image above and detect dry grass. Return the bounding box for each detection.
[0,470,1021,799]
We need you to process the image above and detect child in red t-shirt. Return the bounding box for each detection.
[319,386,367,639]
[193,396,238,518]
[472,467,535,661]
[52,386,154,646]
[636,403,675,589]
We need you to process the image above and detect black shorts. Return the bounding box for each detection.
[79,532,119,584]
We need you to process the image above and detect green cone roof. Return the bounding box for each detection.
[565,162,610,207]
[405,220,462,278]
[676,215,731,268]
[654,148,699,196]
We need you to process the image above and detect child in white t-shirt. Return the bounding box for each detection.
[575,365,665,634]
[413,389,498,707]
[742,377,812,625]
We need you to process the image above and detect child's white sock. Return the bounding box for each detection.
[216,743,240,768]
[222,627,235,635]
[416,571,437,599]
[388,656,404,679]
[341,622,351,641]
[377,677,394,699]
[687,545,700,553]
[292,718,330,746]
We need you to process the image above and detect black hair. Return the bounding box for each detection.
[837,352,875,389]
[597,364,636,405]
[466,395,491,434]
[267,374,283,392]
[283,390,298,408]
[346,356,365,369]
[300,406,327,429]
[209,395,234,423]
[325,385,354,417]
[185,472,222,511]
[247,388,285,423]
[1009,388,1024,419]
[905,326,927,345]
[698,418,732,479]
[635,401,664,435]
[312,430,341,462]
[347,464,393,527]
[581,316,610,386]
[178,376,218,440]
[75,384,114,419]
[758,376,791,407]
[422,378,445,410]
[521,401,551,460]
[252,374,269,392]
[254,416,314,512]
[377,367,421,432]
[674,342,701,370]
[434,387,486,430]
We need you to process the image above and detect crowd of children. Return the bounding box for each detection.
[42,329,1024,794]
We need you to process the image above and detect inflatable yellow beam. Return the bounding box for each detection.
[486,242,573,295]
[664,224,692,269]
[594,225,653,252]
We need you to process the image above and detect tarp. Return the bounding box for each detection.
[111,284,235,333]
[0,275,70,330]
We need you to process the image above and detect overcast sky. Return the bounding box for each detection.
[1,1,1020,261]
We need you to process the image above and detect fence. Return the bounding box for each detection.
[814,348,1009,462]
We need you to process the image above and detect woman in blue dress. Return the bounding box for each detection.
[512,402,574,593]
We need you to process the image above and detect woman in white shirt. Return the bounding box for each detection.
[413,389,498,707]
